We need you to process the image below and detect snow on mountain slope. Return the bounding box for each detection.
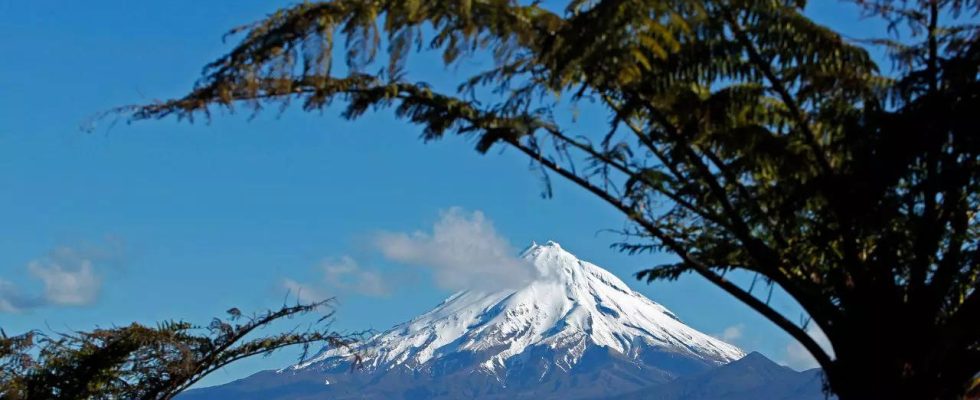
[291,241,742,377]
[180,241,747,400]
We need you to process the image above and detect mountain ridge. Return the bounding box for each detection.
[289,241,743,378]
[611,351,830,400]
[180,242,819,400]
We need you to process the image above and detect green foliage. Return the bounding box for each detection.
[0,301,358,399]
[118,0,979,398]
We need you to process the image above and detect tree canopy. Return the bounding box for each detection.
[0,301,358,399]
[119,0,980,398]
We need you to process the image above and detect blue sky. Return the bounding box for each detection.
[0,0,883,387]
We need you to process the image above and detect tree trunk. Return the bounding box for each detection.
[825,306,971,399]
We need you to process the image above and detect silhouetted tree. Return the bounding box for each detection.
[0,300,358,399]
[119,0,979,398]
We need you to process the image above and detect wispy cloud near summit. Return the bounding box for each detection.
[279,208,538,300]
[374,207,537,292]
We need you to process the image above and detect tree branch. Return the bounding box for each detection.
[503,135,835,373]
[723,8,833,174]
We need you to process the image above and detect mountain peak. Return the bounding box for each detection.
[540,239,562,248]
[739,351,772,363]
[520,240,635,295]
[190,243,748,399]
[730,351,795,374]
[522,239,564,256]
[294,243,743,377]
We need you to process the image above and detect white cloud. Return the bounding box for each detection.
[782,324,835,370]
[0,279,39,313]
[282,278,328,304]
[278,208,531,299]
[374,207,537,292]
[28,258,100,306]
[0,244,111,313]
[281,256,390,302]
[319,256,389,297]
[0,280,22,313]
[713,323,745,344]
[0,299,18,313]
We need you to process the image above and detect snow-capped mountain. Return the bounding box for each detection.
[295,241,742,374]
[181,241,744,400]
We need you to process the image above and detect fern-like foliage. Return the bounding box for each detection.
[0,300,359,399]
[117,1,979,398]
